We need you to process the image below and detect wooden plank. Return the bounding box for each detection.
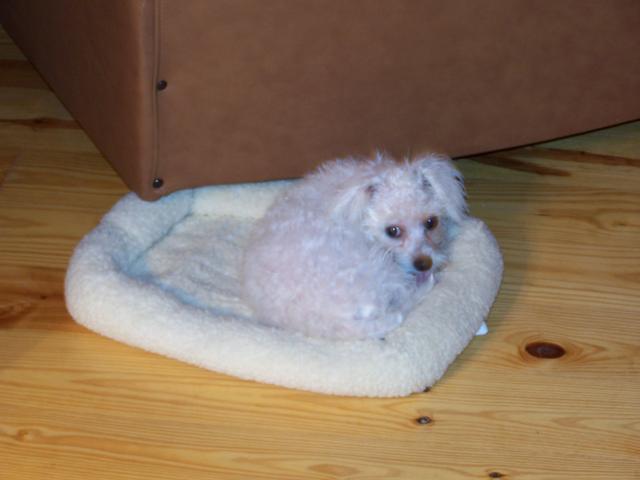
[540,121,640,160]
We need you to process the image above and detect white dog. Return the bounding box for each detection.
[241,153,467,340]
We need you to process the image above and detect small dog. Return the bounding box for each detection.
[241,153,467,339]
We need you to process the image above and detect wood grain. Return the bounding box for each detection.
[1,25,638,479]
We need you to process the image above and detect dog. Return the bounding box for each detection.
[241,153,467,339]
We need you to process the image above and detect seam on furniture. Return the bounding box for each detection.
[150,0,162,193]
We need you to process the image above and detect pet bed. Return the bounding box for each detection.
[65,182,503,397]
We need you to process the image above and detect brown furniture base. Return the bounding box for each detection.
[2,0,639,200]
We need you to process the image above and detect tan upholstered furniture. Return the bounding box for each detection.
[2,1,639,200]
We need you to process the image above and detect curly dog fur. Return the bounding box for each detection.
[241,153,467,339]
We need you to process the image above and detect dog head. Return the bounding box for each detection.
[329,153,467,278]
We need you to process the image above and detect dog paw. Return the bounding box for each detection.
[391,311,404,327]
[358,311,405,339]
[354,304,377,321]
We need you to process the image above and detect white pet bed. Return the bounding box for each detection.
[65,182,503,397]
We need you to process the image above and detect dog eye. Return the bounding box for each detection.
[425,216,439,231]
[385,225,403,239]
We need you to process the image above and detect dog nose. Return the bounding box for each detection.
[413,255,433,272]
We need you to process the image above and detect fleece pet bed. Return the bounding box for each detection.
[65,182,503,397]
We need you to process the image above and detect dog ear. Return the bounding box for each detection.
[321,154,390,222]
[330,177,379,223]
[415,154,467,222]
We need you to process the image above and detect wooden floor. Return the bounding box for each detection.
[1,26,639,480]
